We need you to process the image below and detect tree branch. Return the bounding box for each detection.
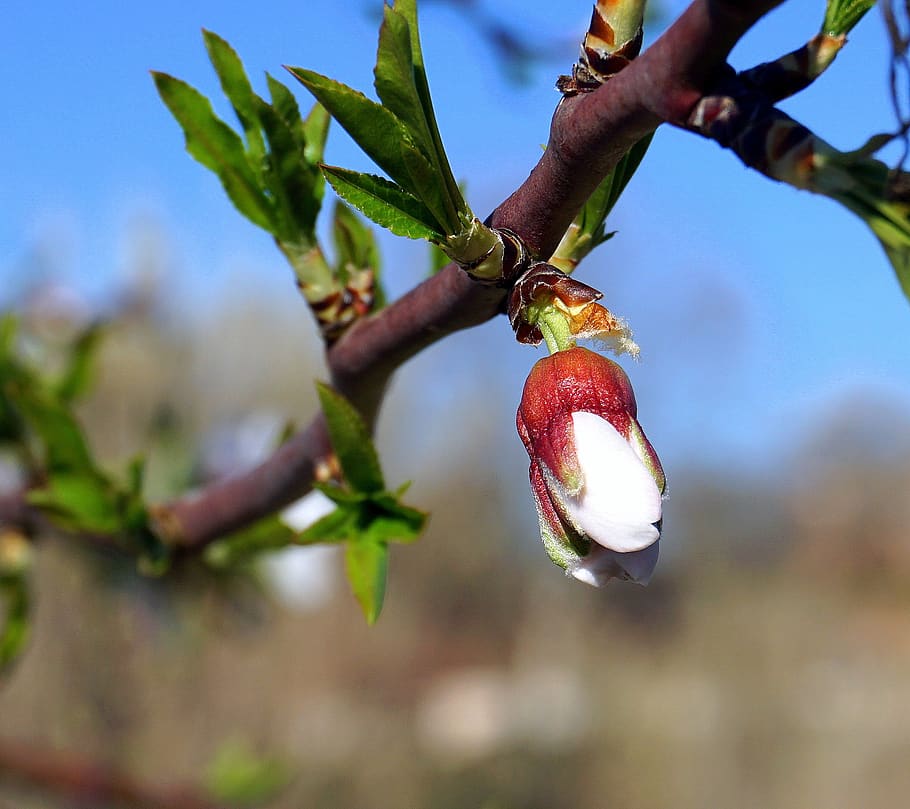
[0,737,221,809]
[17,0,787,551]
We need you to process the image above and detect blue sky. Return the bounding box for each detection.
[3,0,909,478]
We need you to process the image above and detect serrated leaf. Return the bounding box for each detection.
[287,66,453,228]
[345,540,388,624]
[0,577,30,675]
[375,4,434,160]
[315,383,384,493]
[399,139,458,231]
[390,0,467,221]
[323,166,443,241]
[202,30,266,163]
[153,72,274,231]
[287,68,417,189]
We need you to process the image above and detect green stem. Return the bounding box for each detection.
[537,308,575,354]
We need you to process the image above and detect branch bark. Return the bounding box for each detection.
[0,737,221,809]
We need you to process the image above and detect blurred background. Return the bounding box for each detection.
[2,0,910,807]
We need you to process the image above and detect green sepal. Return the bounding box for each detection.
[322,166,444,241]
[315,382,384,493]
[152,71,273,231]
[345,539,388,625]
[202,30,267,164]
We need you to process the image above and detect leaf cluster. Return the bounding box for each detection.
[299,383,426,624]
[154,32,330,249]
[154,32,386,326]
[0,316,160,562]
[287,0,474,246]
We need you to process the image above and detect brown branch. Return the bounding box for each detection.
[17,0,787,552]
[0,737,222,809]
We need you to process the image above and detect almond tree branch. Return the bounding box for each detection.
[0,0,786,551]
[0,737,222,809]
[144,0,786,551]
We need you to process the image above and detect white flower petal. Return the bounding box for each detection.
[281,489,336,531]
[568,541,660,587]
[565,411,662,553]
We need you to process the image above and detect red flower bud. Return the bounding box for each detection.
[517,346,666,585]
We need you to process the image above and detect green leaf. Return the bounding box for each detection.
[27,472,122,534]
[333,201,385,308]
[153,72,274,231]
[267,73,303,133]
[345,540,388,624]
[389,0,467,222]
[55,322,104,403]
[302,102,331,167]
[256,99,321,241]
[322,166,444,241]
[205,739,291,806]
[315,383,385,493]
[0,314,16,356]
[363,497,426,544]
[0,577,30,675]
[583,133,653,242]
[296,503,359,543]
[202,30,266,163]
[428,242,450,275]
[14,389,94,474]
[374,4,434,161]
[285,68,440,207]
[205,515,298,569]
[333,201,379,276]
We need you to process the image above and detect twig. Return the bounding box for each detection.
[0,737,222,809]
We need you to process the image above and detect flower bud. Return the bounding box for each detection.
[516,347,665,586]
